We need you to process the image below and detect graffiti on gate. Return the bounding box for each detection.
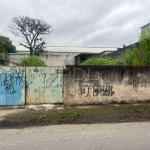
[0,67,25,105]
[26,67,63,104]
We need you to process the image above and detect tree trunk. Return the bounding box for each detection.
[30,47,33,56]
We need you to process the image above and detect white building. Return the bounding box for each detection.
[9,46,117,67]
[141,23,150,33]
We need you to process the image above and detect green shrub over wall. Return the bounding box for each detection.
[82,57,124,66]
[20,56,47,67]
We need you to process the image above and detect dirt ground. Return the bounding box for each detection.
[0,103,150,128]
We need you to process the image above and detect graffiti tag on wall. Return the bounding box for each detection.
[79,84,115,97]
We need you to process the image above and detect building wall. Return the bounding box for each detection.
[40,53,77,67]
[9,53,78,67]
[63,66,150,106]
[141,23,150,33]
[16,46,117,53]
[11,46,117,67]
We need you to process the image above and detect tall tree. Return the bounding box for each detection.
[9,16,53,56]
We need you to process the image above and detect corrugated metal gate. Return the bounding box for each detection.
[26,67,63,104]
[0,67,25,105]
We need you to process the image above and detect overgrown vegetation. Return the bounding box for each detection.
[20,56,47,66]
[83,30,150,66]
[124,45,141,66]
[139,30,150,65]
[1,104,150,128]
[82,57,124,65]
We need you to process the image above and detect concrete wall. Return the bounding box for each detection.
[40,53,77,67]
[63,66,150,106]
[1,66,150,106]
[9,53,78,67]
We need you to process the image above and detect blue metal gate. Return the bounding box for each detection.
[0,67,25,105]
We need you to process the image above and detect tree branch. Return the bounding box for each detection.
[19,42,30,49]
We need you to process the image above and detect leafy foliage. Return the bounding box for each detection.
[139,30,150,65]
[124,30,150,66]
[124,45,141,66]
[0,36,16,53]
[20,56,47,67]
[114,58,124,66]
[0,37,9,64]
[82,57,124,65]
[9,16,53,56]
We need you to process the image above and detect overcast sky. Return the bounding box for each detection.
[0,0,150,48]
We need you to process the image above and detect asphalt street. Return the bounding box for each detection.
[0,122,150,150]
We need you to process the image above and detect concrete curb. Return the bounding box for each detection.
[0,104,64,111]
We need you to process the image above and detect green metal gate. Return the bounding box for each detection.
[26,67,63,104]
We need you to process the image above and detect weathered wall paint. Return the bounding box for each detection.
[63,66,150,106]
[26,67,63,104]
[0,67,25,105]
[2,66,150,106]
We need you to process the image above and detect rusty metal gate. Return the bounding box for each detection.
[26,67,63,104]
[0,67,25,105]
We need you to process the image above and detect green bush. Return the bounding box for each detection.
[124,30,150,66]
[124,45,141,66]
[139,30,150,65]
[82,57,112,65]
[20,56,47,67]
[114,58,124,65]
[82,57,124,66]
